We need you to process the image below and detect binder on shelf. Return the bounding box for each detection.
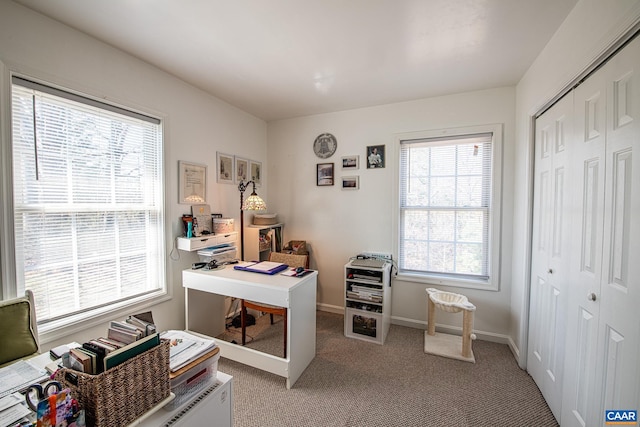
[103,332,161,371]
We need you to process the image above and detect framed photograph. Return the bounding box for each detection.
[342,155,359,170]
[366,145,385,169]
[317,163,334,186]
[216,152,234,184]
[235,157,249,183]
[179,160,207,204]
[250,160,263,186]
[341,176,359,190]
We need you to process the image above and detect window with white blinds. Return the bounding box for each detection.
[11,76,165,325]
[399,131,497,284]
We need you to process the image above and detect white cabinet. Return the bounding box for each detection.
[344,260,391,344]
[243,224,283,261]
[177,232,237,252]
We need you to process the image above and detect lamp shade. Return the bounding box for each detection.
[242,193,267,211]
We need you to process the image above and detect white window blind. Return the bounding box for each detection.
[11,76,165,325]
[399,133,493,280]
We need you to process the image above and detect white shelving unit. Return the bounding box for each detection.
[344,260,392,344]
[176,232,237,252]
[243,223,283,261]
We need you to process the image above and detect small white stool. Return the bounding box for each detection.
[424,288,476,363]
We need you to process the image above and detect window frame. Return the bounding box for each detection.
[393,124,503,291]
[1,71,170,344]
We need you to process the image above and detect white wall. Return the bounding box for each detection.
[0,1,267,349]
[511,0,640,366]
[267,87,516,340]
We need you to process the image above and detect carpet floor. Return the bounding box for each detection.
[218,311,558,427]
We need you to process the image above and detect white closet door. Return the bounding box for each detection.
[528,92,573,422]
[562,34,640,426]
[596,34,640,420]
[562,56,607,427]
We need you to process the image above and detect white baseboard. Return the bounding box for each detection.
[390,315,511,345]
[316,305,515,349]
[316,303,344,314]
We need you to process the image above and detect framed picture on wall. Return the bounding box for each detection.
[317,163,334,186]
[250,160,263,186]
[178,160,207,204]
[342,155,359,170]
[366,145,385,169]
[216,152,234,184]
[341,176,359,190]
[235,157,249,183]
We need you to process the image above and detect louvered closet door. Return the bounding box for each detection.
[561,34,640,427]
[528,92,573,422]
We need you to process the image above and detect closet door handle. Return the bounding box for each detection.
[587,292,597,302]
[548,268,553,274]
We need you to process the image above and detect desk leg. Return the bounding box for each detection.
[286,277,317,389]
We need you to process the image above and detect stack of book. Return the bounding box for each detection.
[64,311,160,375]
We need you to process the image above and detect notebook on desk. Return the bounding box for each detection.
[234,261,288,275]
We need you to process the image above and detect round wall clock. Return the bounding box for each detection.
[313,133,337,159]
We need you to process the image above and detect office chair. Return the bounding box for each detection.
[0,290,40,367]
[241,252,309,358]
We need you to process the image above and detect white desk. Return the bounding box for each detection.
[182,266,318,389]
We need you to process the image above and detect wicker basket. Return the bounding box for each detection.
[54,340,170,427]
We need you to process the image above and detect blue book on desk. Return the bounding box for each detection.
[234,261,289,275]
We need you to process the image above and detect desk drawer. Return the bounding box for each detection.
[215,233,236,246]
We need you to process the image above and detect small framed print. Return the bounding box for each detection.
[235,157,249,183]
[342,155,359,170]
[250,160,263,186]
[179,161,207,204]
[216,152,234,184]
[366,145,385,169]
[341,176,359,190]
[317,163,334,186]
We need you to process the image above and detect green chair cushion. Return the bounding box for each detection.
[0,297,38,366]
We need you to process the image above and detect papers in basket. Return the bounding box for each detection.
[161,330,217,372]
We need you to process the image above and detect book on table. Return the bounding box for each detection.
[103,332,161,371]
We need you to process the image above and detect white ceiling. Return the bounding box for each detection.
[15,0,577,122]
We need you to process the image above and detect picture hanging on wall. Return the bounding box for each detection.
[250,160,263,186]
[366,145,385,169]
[341,176,359,190]
[179,160,207,204]
[317,163,334,186]
[235,157,249,183]
[342,155,359,170]
[216,152,234,184]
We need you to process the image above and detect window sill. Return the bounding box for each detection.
[37,290,171,345]
[396,271,499,291]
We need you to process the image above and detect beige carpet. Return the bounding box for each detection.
[218,311,558,427]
